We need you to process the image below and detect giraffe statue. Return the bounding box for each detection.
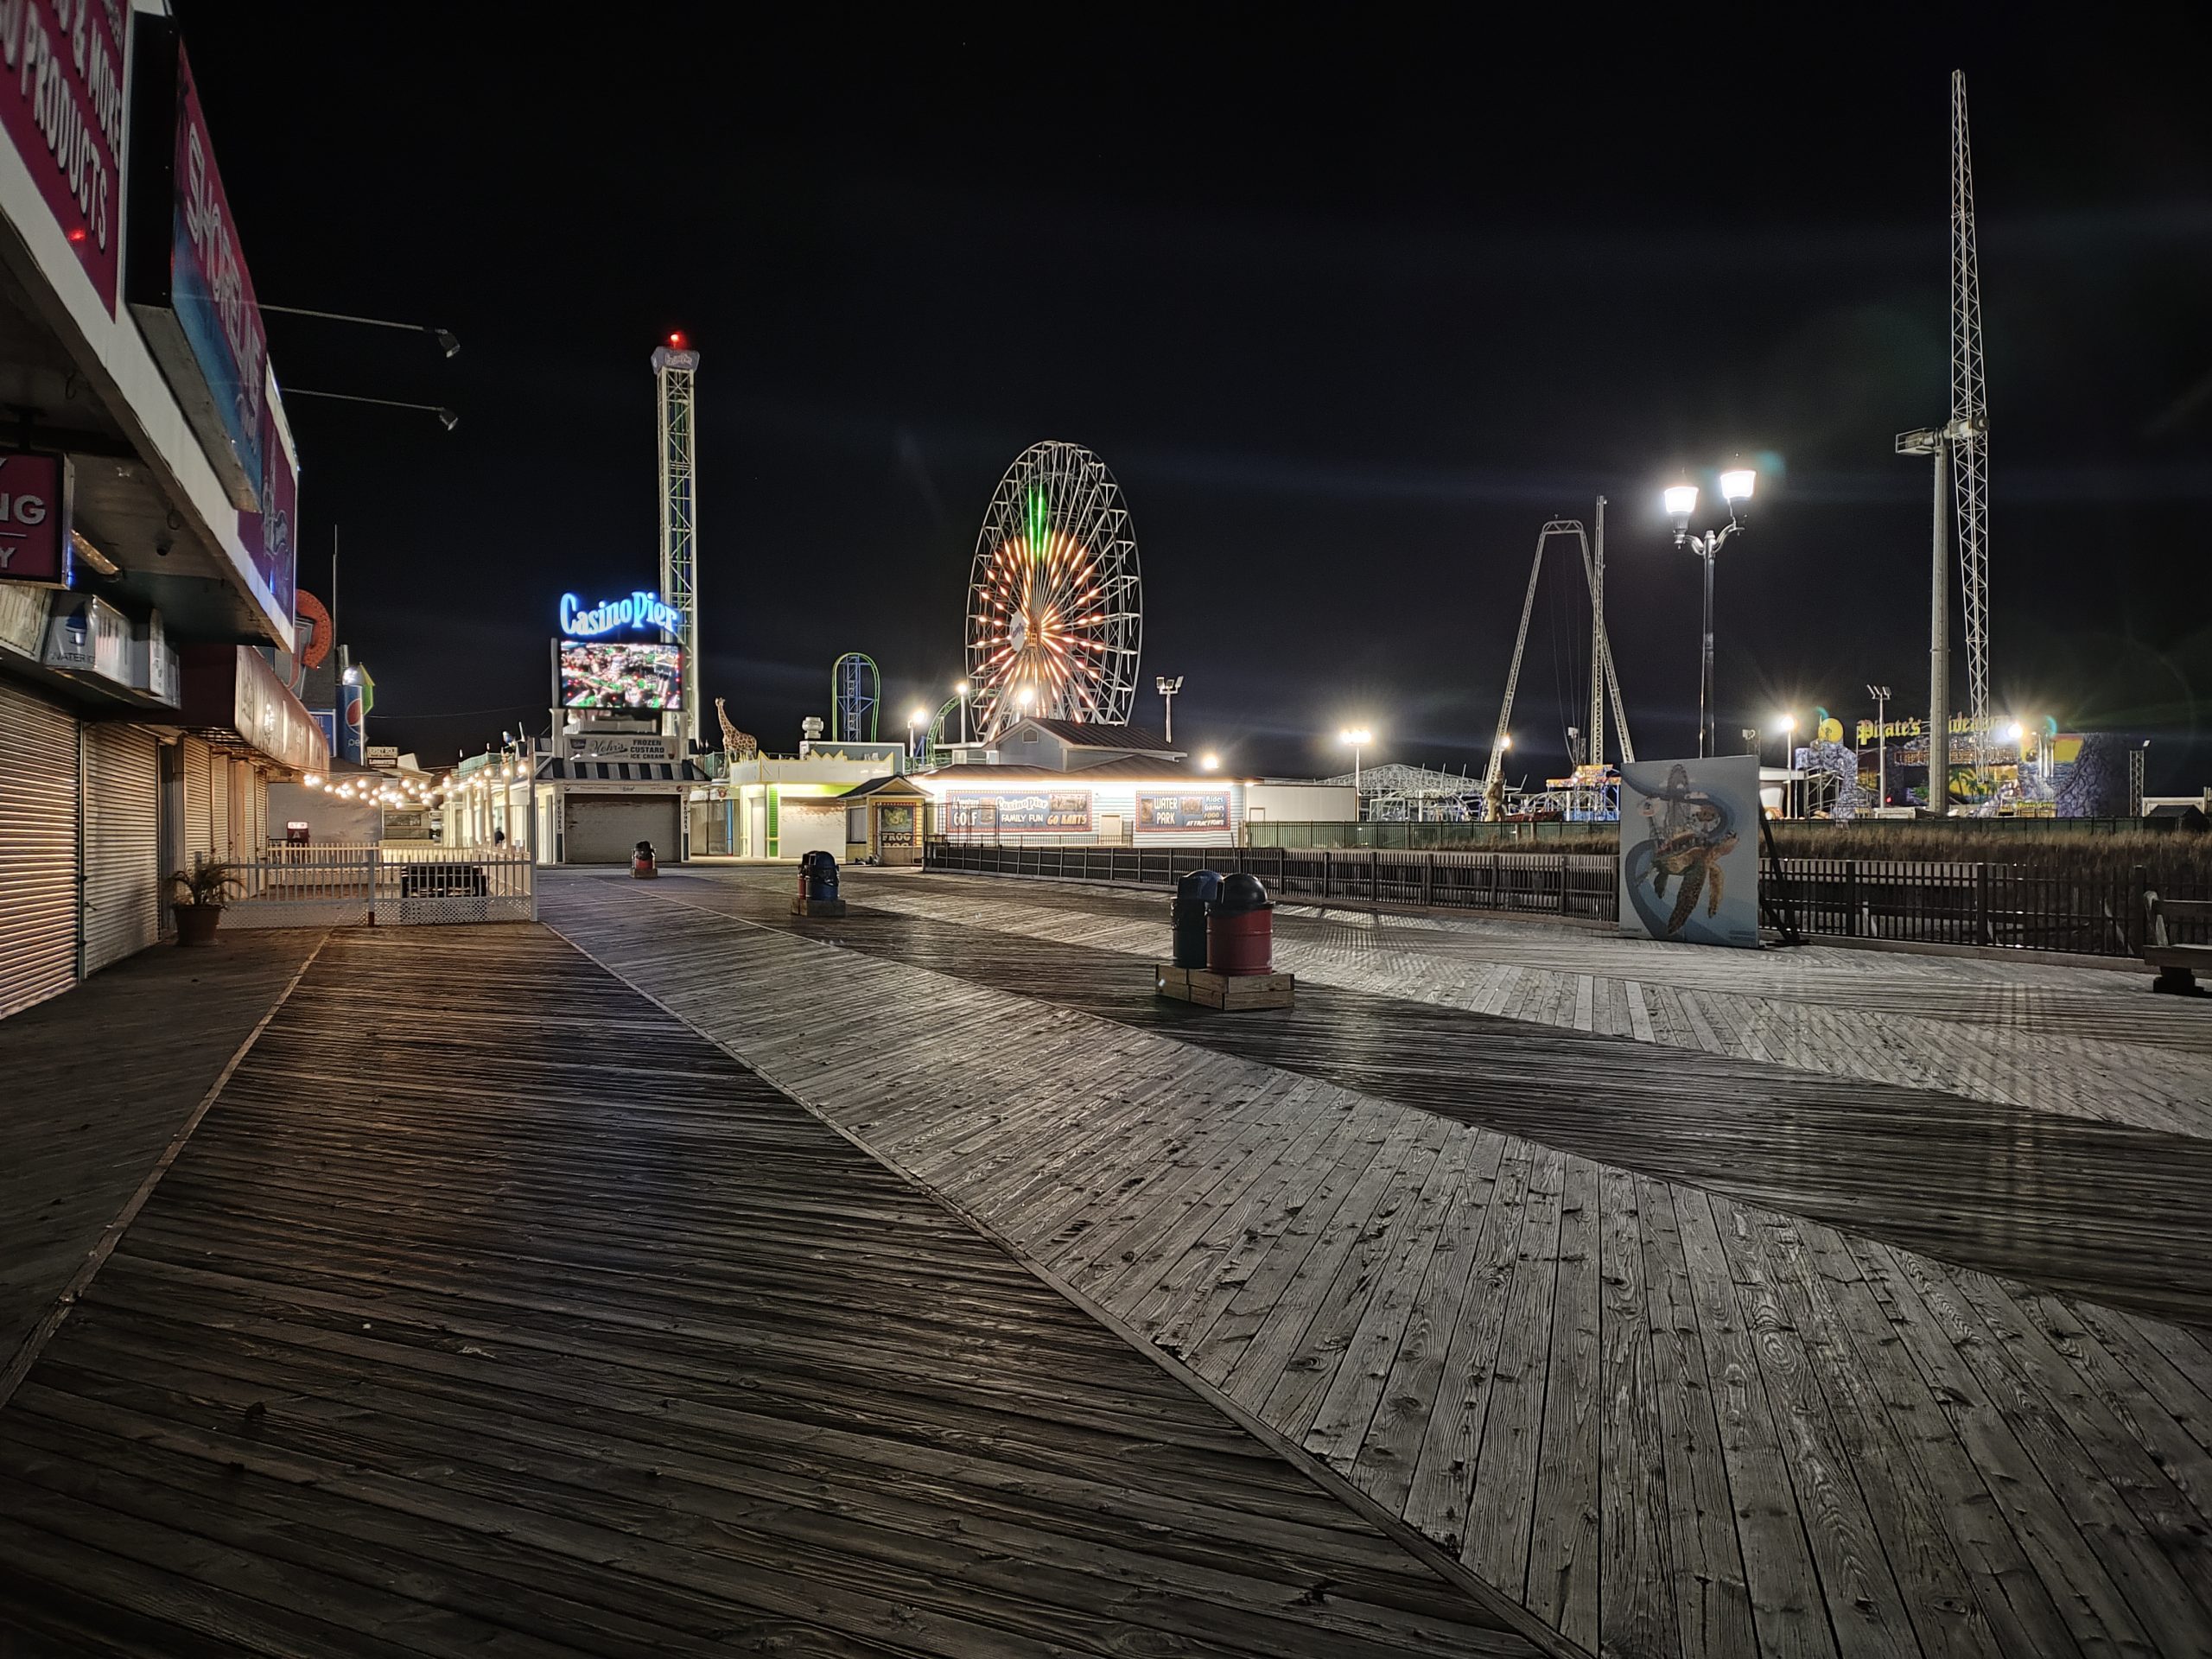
[715,696,760,762]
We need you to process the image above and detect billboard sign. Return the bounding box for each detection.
[559,589,680,637]
[0,0,125,312]
[559,639,682,709]
[124,21,267,508]
[1135,790,1230,831]
[575,733,679,763]
[236,363,296,631]
[946,790,1093,834]
[1618,755,1760,950]
[0,451,72,586]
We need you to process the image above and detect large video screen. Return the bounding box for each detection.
[560,641,683,710]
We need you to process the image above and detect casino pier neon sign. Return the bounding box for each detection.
[559,590,682,638]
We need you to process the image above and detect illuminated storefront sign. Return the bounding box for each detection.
[1135,791,1230,831]
[947,790,1093,833]
[559,589,681,637]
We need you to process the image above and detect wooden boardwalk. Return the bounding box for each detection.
[0,929,324,1376]
[0,925,1542,1658]
[540,867,2212,1659]
[866,873,2212,1137]
[596,868,2212,1328]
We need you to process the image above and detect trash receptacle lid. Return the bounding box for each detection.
[1210,872,1272,912]
[1175,868,1224,902]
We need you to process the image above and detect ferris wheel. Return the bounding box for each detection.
[965,441,1142,740]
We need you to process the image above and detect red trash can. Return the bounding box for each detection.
[1206,873,1274,976]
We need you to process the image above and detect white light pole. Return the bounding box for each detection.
[1666,465,1757,759]
[1155,675,1183,743]
[955,680,971,746]
[1866,683,1891,807]
[907,707,928,762]
[1340,727,1372,801]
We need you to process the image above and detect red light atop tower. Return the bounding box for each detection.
[67,226,86,244]
[667,330,688,349]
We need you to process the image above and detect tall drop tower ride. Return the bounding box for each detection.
[652,333,701,747]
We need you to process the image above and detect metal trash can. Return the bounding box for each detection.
[799,849,841,903]
[1206,872,1275,976]
[1170,869,1223,968]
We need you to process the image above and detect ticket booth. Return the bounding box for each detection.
[839,775,931,866]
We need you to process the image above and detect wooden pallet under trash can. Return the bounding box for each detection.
[1155,962,1294,1010]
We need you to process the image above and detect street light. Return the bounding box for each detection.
[1771,713,1796,818]
[1155,675,1183,743]
[1666,461,1757,757]
[287,387,461,429]
[1199,753,1220,772]
[1867,683,1892,807]
[907,706,928,761]
[955,680,971,746]
[261,303,460,358]
[1340,727,1372,796]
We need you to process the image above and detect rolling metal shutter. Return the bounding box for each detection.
[228,759,251,859]
[0,681,81,1017]
[82,725,162,975]
[183,738,213,862]
[209,752,230,859]
[563,795,679,864]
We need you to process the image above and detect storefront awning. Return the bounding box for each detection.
[538,759,708,782]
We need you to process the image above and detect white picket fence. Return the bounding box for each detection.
[207,844,536,927]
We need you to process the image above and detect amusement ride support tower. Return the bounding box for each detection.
[653,334,702,747]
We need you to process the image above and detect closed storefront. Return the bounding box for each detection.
[184,738,213,863]
[0,682,81,1017]
[228,758,252,859]
[82,726,162,973]
[210,752,231,859]
[563,794,680,864]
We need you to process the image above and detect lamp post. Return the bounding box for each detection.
[261,303,460,358]
[955,680,971,746]
[1666,465,1757,758]
[1155,676,1183,743]
[1866,683,1891,807]
[286,387,461,430]
[1771,714,1797,818]
[1340,727,1372,799]
[907,707,928,763]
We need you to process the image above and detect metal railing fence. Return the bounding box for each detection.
[200,845,536,927]
[923,840,2206,959]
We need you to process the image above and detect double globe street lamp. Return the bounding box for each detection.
[1665,466,1757,758]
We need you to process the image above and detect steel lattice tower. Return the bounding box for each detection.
[1949,72,1992,782]
[652,338,701,746]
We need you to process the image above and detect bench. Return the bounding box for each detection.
[2143,892,2212,995]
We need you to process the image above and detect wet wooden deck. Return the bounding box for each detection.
[0,925,1541,1658]
[540,866,2212,1659]
[0,929,325,1378]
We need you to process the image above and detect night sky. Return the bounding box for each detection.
[176,7,2212,790]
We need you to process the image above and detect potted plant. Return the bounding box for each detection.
[169,861,244,945]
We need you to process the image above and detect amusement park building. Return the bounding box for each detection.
[0,6,327,1017]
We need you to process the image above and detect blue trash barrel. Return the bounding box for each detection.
[1171,869,1223,969]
